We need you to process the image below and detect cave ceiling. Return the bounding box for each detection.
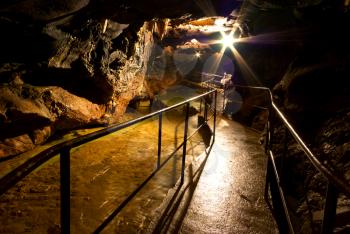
[0,0,241,24]
[0,0,349,160]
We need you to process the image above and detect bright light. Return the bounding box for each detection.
[214,18,227,27]
[191,38,199,44]
[220,30,235,50]
[195,51,201,58]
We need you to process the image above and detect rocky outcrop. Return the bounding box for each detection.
[0,18,157,158]
[0,135,37,159]
[315,111,350,182]
[107,22,155,122]
[217,1,350,232]
[273,55,350,133]
[1,0,222,158]
[144,45,181,98]
[42,86,105,129]
[0,81,106,158]
[266,2,350,231]
[269,111,350,233]
[0,83,53,138]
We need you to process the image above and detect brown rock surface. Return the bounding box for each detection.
[0,85,53,142]
[42,87,105,130]
[0,134,35,159]
[30,126,52,145]
[0,84,106,158]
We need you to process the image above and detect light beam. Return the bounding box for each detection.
[220,30,235,51]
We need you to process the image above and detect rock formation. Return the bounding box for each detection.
[240,1,350,232]
[0,1,237,158]
[0,19,155,158]
[0,0,349,232]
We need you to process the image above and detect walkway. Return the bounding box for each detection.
[0,110,278,233]
[148,117,278,233]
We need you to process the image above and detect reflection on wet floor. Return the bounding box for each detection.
[69,110,209,233]
[0,85,277,233]
[0,107,209,233]
[149,118,278,234]
[0,85,211,233]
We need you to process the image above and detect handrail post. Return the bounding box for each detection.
[213,90,217,142]
[204,99,208,122]
[266,100,275,154]
[321,182,338,234]
[157,113,162,169]
[264,110,272,200]
[181,103,190,184]
[264,97,274,216]
[60,148,71,234]
[264,88,272,154]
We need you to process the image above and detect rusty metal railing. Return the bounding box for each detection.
[0,89,217,234]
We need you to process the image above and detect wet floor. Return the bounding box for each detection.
[0,85,277,233]
[149,117,278,234]
[0,109,209,233]
[0,85,211,233]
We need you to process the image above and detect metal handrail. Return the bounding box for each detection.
[233,85,350,195]
[0,89,217,234]
[271,101,350,196]
[232,84,350,234]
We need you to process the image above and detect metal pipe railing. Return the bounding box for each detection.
[232,84,350,233]
[181,103,190,184]
[3,81,348,232]
[268,149,295,234]
[0,89,217,234]
[157,113,163,169]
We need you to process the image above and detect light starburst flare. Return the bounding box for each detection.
[220,30,236,52]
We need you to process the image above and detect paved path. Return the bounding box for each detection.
[0,114,278,233]
[149,117,278,233]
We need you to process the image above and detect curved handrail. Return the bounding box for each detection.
[0,89,216,196]
[232,84,350,196]
[271,101,350,197]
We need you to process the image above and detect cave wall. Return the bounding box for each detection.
[0,0,239,158]
[0,0,349,231]
[0,1,199,158]
[234,1,350,232]
[0,20,157,158]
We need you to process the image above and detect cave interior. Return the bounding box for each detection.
[0,0,350,233]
